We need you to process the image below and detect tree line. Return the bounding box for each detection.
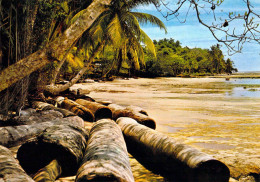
[143,39,238,77]
[91,38,237,78]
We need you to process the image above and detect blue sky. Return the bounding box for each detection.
[135,0,260,72]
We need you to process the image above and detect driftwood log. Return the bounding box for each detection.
[0,145,34,182]
[6,109,63,126]
[0,116,84,148]
[32,101,75,117]
[126,105,148,116]
[17,125,89,180]
[116,117,230,182]
[108,104,156,129]
[76,119,134,182]
[56,97,94,122]
[75,99,112,120]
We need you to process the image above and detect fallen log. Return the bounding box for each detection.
[108,104,156,129]
[32,101,75,117]
[0,116,84,148]
[17,124,89,180]
[8,109,63,126]
[76,119,134,182]
[0,145,34,182]
[116,117,230,182]
[56,97,94,122]
[75,99,112,120]
[126,105,148,116]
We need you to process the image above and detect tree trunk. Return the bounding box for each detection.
[116,117,230,182]
[50,40,78,86]
[0,0,112,92]
[0,116,85,148]
[17,125,89,177]
[75,99,112,121]
[9,109,63,125]
[32,101,76,117]
[0,145,34,182]
[43,40,105,95]
[56,97,94,122]
[76,119,134,182]
[108,103,156,129]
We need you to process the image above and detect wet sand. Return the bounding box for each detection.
[68,77,260,182]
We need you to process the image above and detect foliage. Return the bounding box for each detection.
[142,38,237,77]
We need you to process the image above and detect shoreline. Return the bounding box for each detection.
[71,77,260,182]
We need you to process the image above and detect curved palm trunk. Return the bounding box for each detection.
[43,41,105,95]
[0,0,111,92]
[50,41,78,86]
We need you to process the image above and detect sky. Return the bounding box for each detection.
[135,0,260,72]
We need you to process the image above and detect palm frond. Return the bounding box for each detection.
[123,12,142,37]
[107,14,125,47]
[140,29,156,57]
[131,12,167,33]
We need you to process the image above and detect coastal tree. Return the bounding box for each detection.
[42,0,166,94]
[0,0,112,93]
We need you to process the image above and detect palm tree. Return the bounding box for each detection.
[43,0,167,94]
[0,0,112,92]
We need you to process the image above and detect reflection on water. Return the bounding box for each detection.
[226,78,260,98]
[226,87,260,98]
[228,78,260,85]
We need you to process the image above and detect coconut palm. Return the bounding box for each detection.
[43,0,167,94]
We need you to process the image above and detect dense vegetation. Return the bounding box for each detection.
[144,39,238,77]
[91,38,237,78]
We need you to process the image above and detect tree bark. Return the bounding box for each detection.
[0,0,112,92]
[0,116,85,148]
[56,97,95,122]
[76,119,134,182]
[32,101,76,117]
[108,103,156,129]
[0,145,34,182]
[8,109,63,126]
[17,125,89,177]
[75,99,112,121]
[116,117,230,182]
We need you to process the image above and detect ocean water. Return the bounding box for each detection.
[226,78,260,98]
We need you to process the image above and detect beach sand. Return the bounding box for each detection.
[62,77,260,182]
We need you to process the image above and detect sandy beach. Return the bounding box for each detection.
[68,77,260,182]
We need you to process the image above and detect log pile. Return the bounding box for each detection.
[0,95,231,182]
[56,97,95,122]
[75,99,112,120]
[32,101,75,117]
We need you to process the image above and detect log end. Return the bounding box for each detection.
[95,108,112,121]
[17,125,89,177]
[195,159,230,182]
